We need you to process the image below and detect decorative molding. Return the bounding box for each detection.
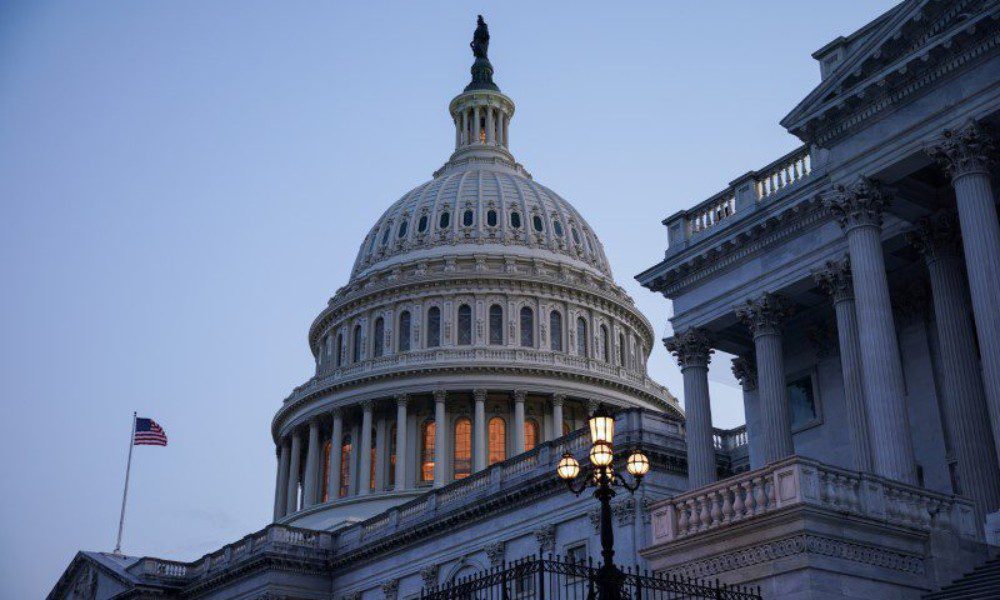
[588,509,601,531]
[664,328,714,368]
[381,578,399,600]
[812,257,854,304]
[927,119,997,179]
[906,211,961,263]
[825,177,890,232]
[612,497,636,526]
[534,525,556,554]
[485,541,506,566]
[730,355,757,392]
[735,293,793,338]
[420,565,439,589]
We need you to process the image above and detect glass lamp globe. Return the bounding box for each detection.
[626,450,650,477]
[557,453,580,480]
[588,404,615,445]
[589,441,614,467]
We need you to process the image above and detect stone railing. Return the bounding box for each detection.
[664,145,814,248]
[713,425,748,451]
[650,456,979,545]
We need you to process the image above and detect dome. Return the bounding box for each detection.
[270,20,676,532]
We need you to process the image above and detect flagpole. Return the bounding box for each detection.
[114,411,137,555]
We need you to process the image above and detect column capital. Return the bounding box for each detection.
[512,389,527,403]
[906,211,961,263]
[736,293,793,338]
[825,176,890,232]
[812,257,854,303]
[394,393,409,407]
[927,119,997,179]
[473,388,488,402]
[433,389,447,403]
[551,393,566,407]
[664,327,714,368]
[731,355,758,392]
[330,406,342,418]
[360,399,375,412]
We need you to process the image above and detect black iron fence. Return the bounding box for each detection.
[420,555,761,600]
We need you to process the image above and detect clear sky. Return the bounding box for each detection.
[0,2,899,597]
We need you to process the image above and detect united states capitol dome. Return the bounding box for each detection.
[271,17,677,532]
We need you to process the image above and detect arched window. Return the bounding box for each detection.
[618,333,626,366]
[381,225,391,245]
[576,317,588,357]
[339,434,352,498]
[601,325,610,362]
[321,439,332,502]
[571,228,581,245]
[368,233,378,253]
[553,221,564,237]
[398,311,411,352]
[439,211,451,229]
[369,427,377,491]
[352,324,363,362]
[463,210,474,227]
[520,307,534,348]
[489,304,504,345]
[510,212,522,229]
[421,420,436,482]
[550,311,563,352]
[398,220,408,238]
[454,418,472,479]
[336,333,344,367]
[532,215,544,232]
[388,423,397,489]
[457,304,472,346]
[427,307,441,348]
[373,317,385,358]
[488,417,506,465]
[418,215,429,233]
[487,209,498,227]
[525,419,540,452]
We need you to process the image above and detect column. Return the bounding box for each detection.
[551,394,565,440]
[461,110,469,146]
[358,401,374,496]
[909,213,1000,517]
[928,120,1000,465]
[513,390,526,455]
[485,106,495,145]
[374,417,387,492]
[473,389,487,472]
[327,408,343,501]
[730,356,763,471]
[502,114,509,147]
[665,328,717,488]
[395,395,408,489]
[472,106,480,143]
[827,177,917,484]
[434,390,448,487]
[274,440,290,519]
[813,258,875,472]
[285,430,302,513]
[303,419,321,507]
[736,293,795,464]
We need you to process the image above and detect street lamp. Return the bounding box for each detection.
[556,404,649,600]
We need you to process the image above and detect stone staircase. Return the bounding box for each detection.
[924,555,1000,599]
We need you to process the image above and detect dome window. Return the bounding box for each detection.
[381,225,392,245]
[553,221,564,236]
[487,209,498,227]
[398,221,408,238]
[510,211,522,229]
[439,211,451,229]
[418,215,429,233]
[368,234,378,253]
[571,227,581,245]
[463,209,474,227]
[532,215,544,232]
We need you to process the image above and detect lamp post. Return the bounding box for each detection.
[556,404,649,600]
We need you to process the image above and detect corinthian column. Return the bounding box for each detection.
[274,439,290,519]
[813,258,874,473]
[928,121,1000,465]
[358,401,374,495]
[395,395,408,490]
[908,213,1000,518]
[434,390,448,487]
[286,430,302,513]
[551,394,565,440]
[327,408,343,501]
[303,419,321,507]
[473,389,487,472]
[665,328,716,488]
[731,355,763,470]
[736,293,795,463]
[826,178,917,484]
[513,390,527,455]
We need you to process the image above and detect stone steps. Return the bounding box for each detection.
[924,556,1000,599]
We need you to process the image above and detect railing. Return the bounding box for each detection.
[713,425,748,451]
[649,456,979,545]
[421,554,761,600]
[687,192,736,236]
[755,147,811,200]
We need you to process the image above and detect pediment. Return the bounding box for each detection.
[781,0,999,145]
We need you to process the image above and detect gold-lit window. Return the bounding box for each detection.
[421,420,436,482]
[370,427,377,490]
[525,419,540,452]
[454,417,472,479]
[321,440,332,503]
[389,423,397,489]
[339,435,352,498]
[563,421,572,436]
[489,417,506,465]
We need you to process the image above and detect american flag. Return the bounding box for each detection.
[134,417,168,446]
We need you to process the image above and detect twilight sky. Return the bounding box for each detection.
[0,2,898,597]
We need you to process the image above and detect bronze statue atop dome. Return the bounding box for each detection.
[471,15,489,59]
[464,15,499,92]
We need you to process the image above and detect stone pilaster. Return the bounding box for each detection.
[826,177,917,484]
[434,390,448,487]
[485,540,505,566]
[274,439,290,519]
[813,258,874,473]
[358,400,374,495]
[303,419,321,507]
[928,120,1000,468]
[286,430,302,513]
[473,389,487,472]
[664,328,716,488]
[327,408,343,500]
[908,213,1000,518]
[551,394,565,440]
[534,524,556,554]
[736,293,795,464]
[513,389,527,454]
[394,395,408,489]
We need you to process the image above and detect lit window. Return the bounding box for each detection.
[454,418,472,479]
[563,421,571,436]
[398,311,411,352]
[550,311,563,352]
[398,221,408,238]
[421,420,436,482]
[339,435,352,497]
[458,304,472,346]
[439,212,451,229]
[373,317,385,358]
[369,427,377,490]
[388,423,397,489]
[510,212,522,229]
[321,440,332,502]
[488,417,506,465]
[489,304,504,345]
[576,318,588,357]
[525,419,539,452]
[418,215,428,233]
[532,215,544,232]
[427,307,441,348]
[520,307,534,347]
[487,210,498,227]
[463,210,474,227]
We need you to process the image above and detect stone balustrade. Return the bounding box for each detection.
[713,425,748,451]
[650,456,978,545]
[755,147,812,200]
[687,192,736,236]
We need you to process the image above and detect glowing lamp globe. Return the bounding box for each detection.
[589,441,614,467]
[626,450,650,477]
[588,404,615,445]
[557,453,580,480]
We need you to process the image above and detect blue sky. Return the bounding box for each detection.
[0,2,898,597]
